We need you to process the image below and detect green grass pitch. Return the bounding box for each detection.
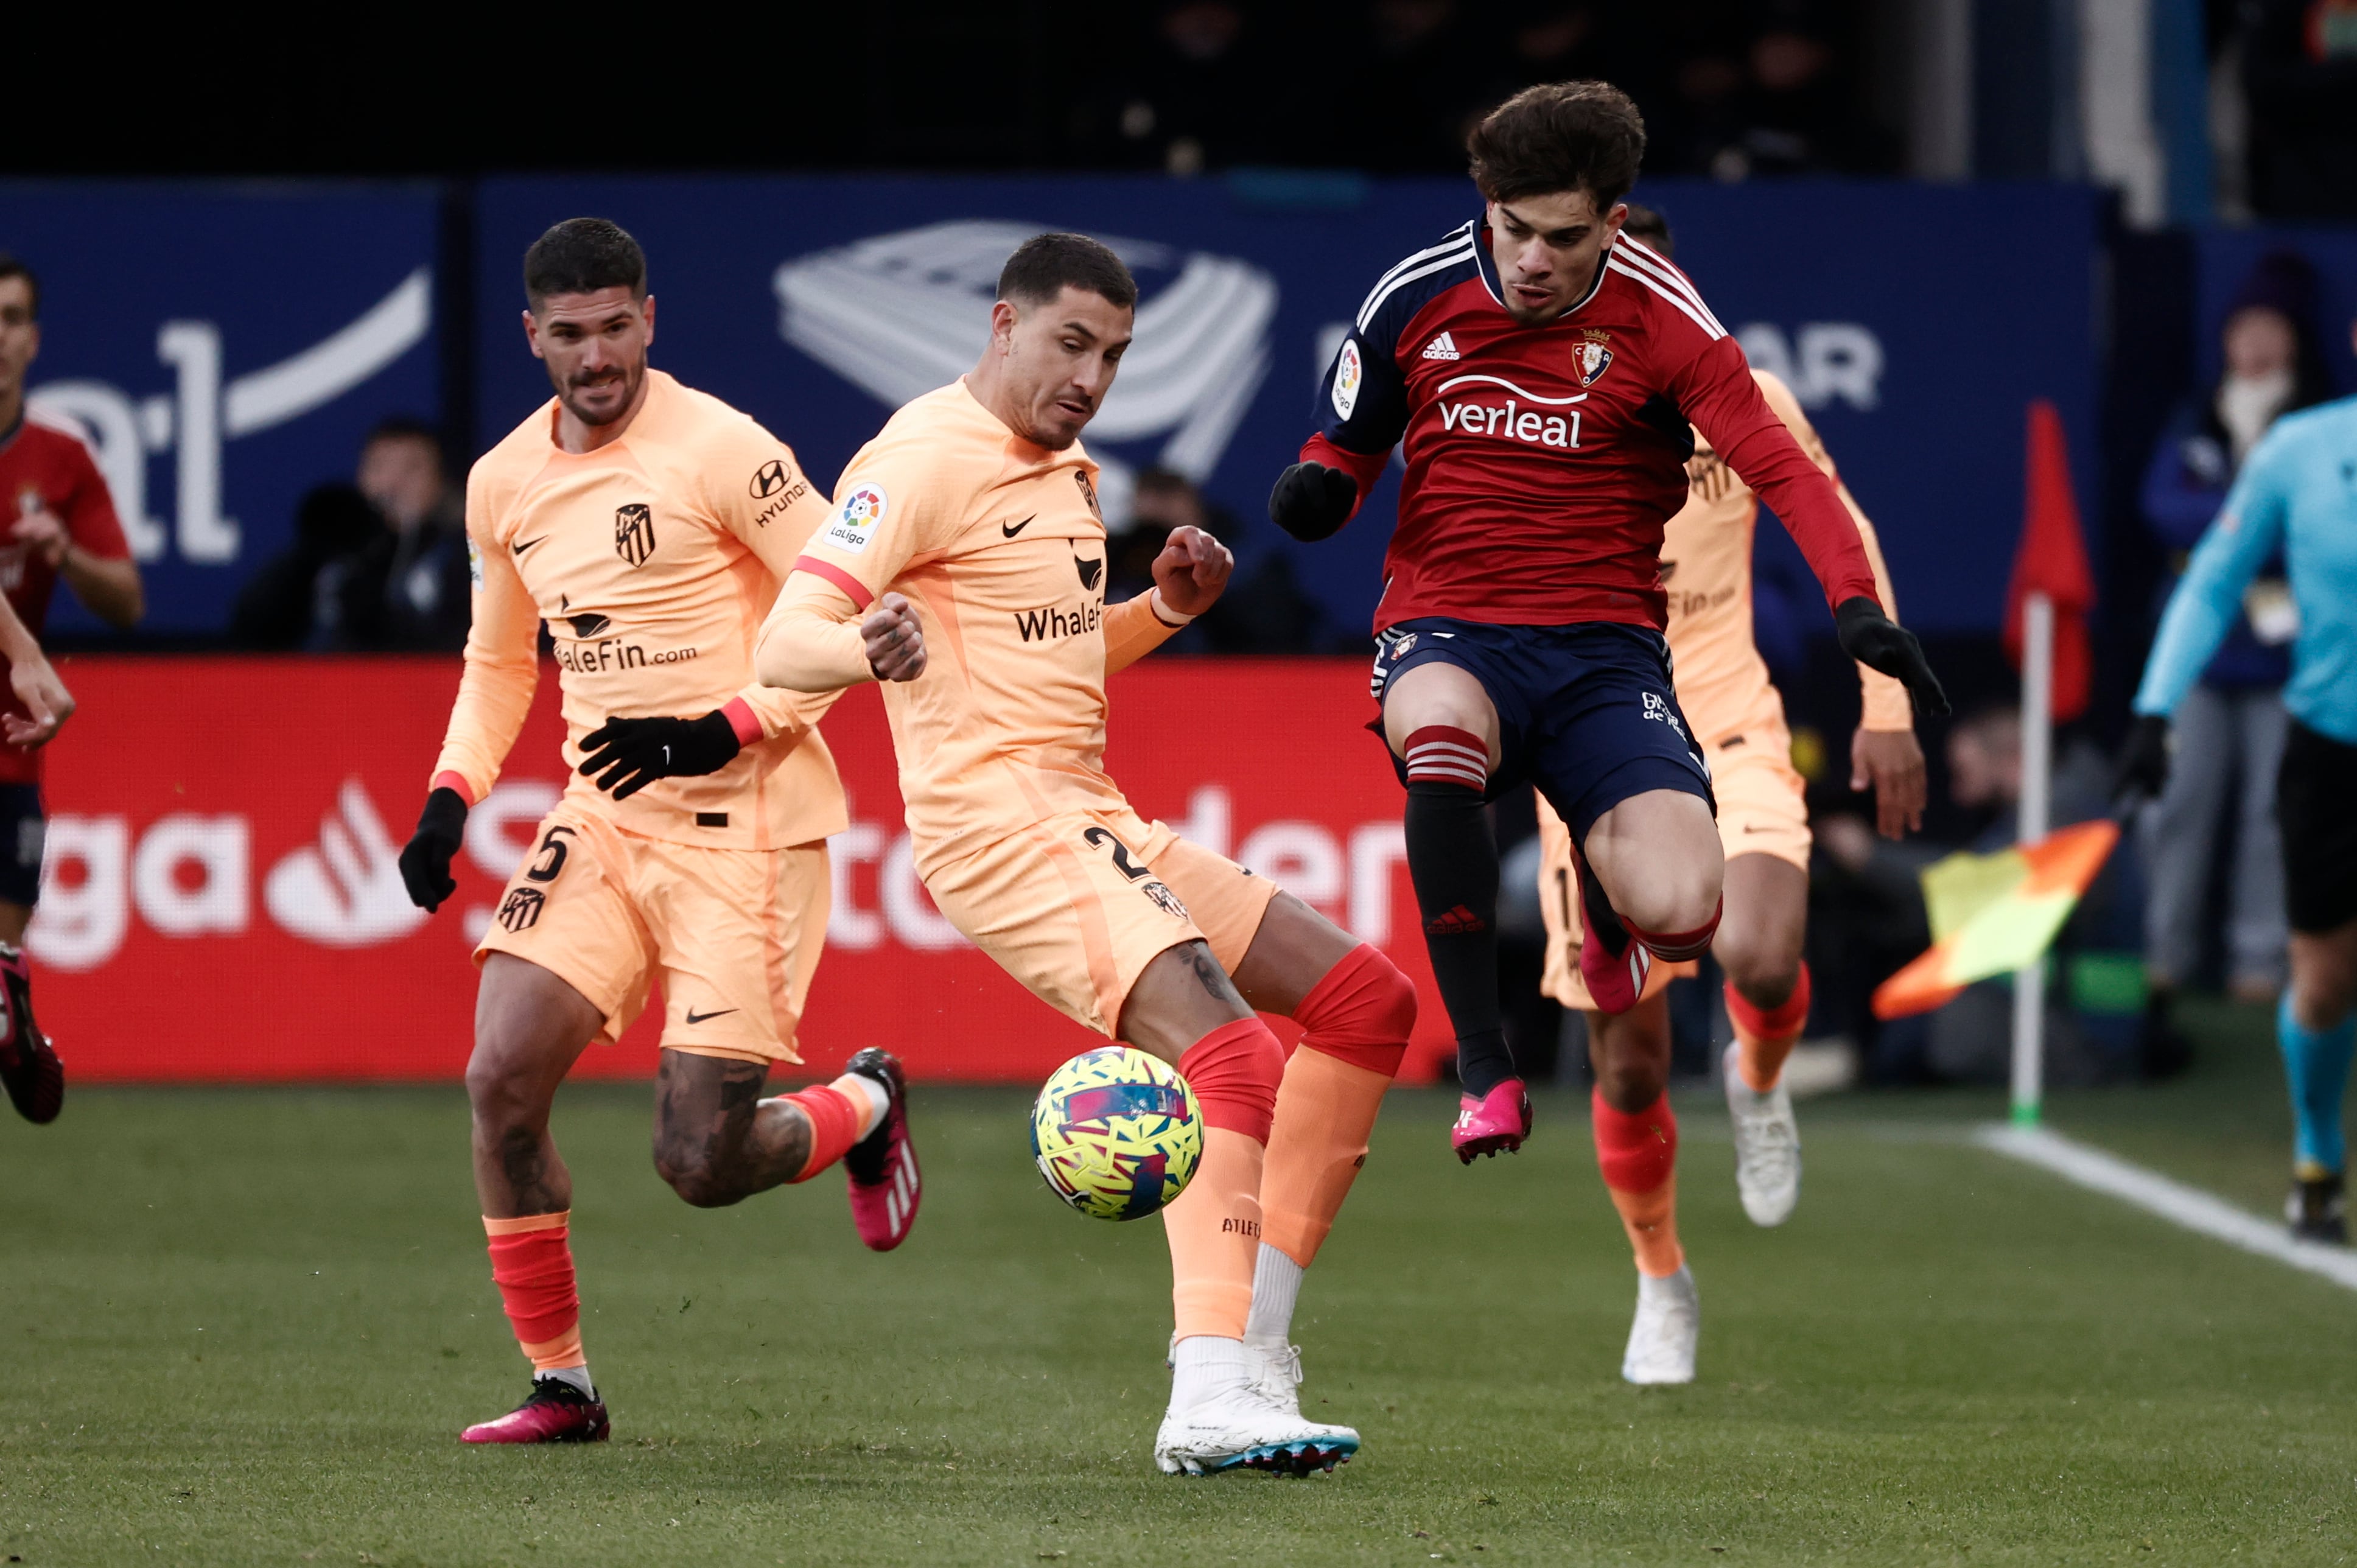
[4,999,2355,1566]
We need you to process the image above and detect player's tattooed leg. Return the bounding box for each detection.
[651,1051,813,1206]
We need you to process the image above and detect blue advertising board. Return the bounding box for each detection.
[2,183,440,634]
[477,175,2104,638]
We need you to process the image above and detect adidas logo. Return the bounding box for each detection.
[1424,903,1488,935]
[1420,332,1460,361]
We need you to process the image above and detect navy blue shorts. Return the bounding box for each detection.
[0,785,43,908]
[1370,618,1714,844]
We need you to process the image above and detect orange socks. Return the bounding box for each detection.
[1728,962,1812,1093]
[1591,1089,1683,1278]
[1163,1018,1286,1340]
[484,1211,585,1372]
[1259,945,1413,1268]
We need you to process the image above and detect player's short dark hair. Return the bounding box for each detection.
[364,414,446,471]
[1467,81,1647,211]
[998,233,1138,313]
[524,218,647,310]
[0,254,38,318]
[1619,202,1672,258]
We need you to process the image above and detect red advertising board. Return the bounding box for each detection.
[33,657,1452,1085]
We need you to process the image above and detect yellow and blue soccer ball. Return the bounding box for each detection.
[1030,1047,1203,1220]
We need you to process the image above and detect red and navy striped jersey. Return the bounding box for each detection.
[1303,217,1880,634]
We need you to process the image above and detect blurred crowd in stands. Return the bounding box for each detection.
[1060,1,1899,181]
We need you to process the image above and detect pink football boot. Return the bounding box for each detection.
[844,1048,921,1251]
[1452,1077,1533,1163]
[461,1378,609,1444]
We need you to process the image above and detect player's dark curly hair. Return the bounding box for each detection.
[1467,82,1647,211]
[998,233,1138,312]
[524,218,647,309]
[0,254,38,319]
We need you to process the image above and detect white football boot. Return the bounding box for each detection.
[1723,1041,1801,1227]
[1155,1339,1357,1476]
[1244,1337,1305,1417]
[1620,1264,1699,1385]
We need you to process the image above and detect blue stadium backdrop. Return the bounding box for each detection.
[3,184,441,635]
[9,177,2141,637]
[472,176,2104,639]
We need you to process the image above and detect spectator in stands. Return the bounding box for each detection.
[2135,253,2331,1031]
[1108,467,1337,654]
[228,417,469,652]
[2241,0,2357,219]
[334,417,470,651]
[226,483,376,650]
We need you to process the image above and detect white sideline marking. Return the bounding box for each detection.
[1975,1122,2357,1293]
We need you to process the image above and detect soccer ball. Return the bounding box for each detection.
[1029,1046,1203,1220]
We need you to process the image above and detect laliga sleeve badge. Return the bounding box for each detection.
[1331,338,1363,419]
[825,483,888,555]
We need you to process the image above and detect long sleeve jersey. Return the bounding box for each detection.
[431,369,847,850]
[756,379,1183,877]
[2135,394,2357,746]
[1665,370,1912,740]
[1302,220,1880,634]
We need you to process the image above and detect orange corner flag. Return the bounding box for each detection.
[2002,399,2097,722]
[1871,819,2120,1020]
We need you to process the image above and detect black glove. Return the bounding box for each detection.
[577,710,743,801]
[1267,461,1359,542]
[2113,713,2172,805]
[1835,596,1950,718]
[399,786,469,913]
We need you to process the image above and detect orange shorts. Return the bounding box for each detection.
[1535,731,1810,1012]
[474,803,829,1065]
[923,805,1281,1036]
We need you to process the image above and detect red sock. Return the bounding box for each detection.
[1291,943,1415,1077]
[1627,898,1723,964]
[1728,961,1812,1092]
[779,1083,866,1182]
[1403,725,1490,788]
[1178,1017,1286,1142]
[484,1212,583,1370]
[1591,1090,1683,1276]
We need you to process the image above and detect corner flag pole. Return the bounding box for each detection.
[2012,591,2054,1127]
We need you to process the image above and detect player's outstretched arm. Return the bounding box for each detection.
[1106,526,1232,674]
[755,572,925,692]
[0,591,72,749]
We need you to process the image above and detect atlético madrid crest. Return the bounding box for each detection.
[1574,337,1614,387]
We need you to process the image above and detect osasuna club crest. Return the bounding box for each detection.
[615,502,656,567]
[1574,337,1614,387]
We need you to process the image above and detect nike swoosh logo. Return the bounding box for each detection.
[684,1007,737,1024]
[512,537,548,556]
[1001,514,1037,538]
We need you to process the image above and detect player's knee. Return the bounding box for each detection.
[1594,1053,1667,1113]
[653,1146,743,1209]
[464,1047,539,1130]
[1361,955,1419,1071]
[1620,869,1720,941]
[1297,945,1418,1078]
[1717,929,1802,1010]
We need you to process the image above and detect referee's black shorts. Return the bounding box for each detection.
[2278,719,2357,936]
